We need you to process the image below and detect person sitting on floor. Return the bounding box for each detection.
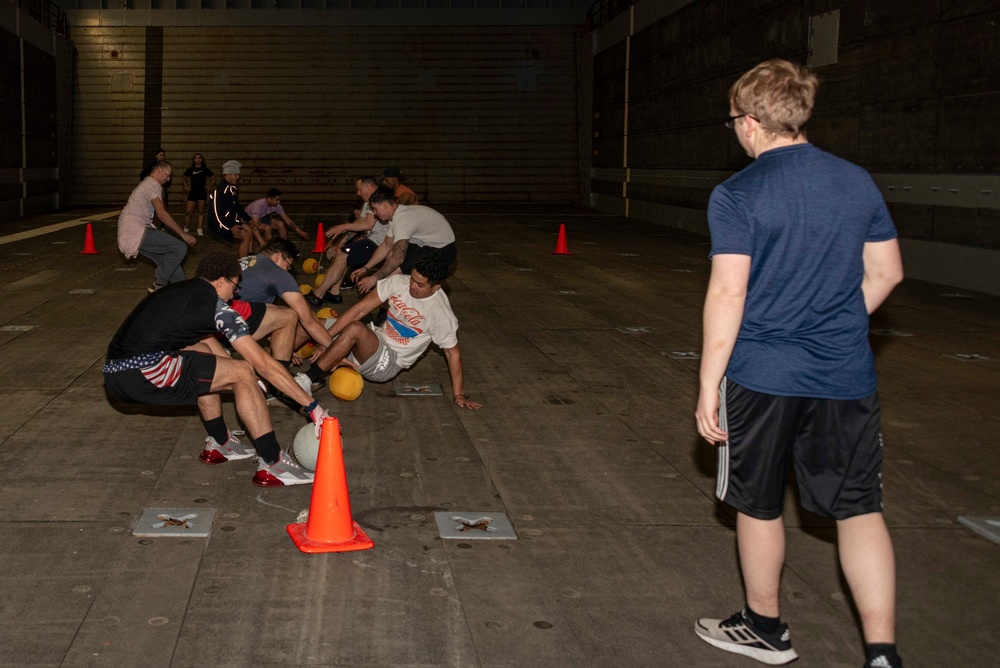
[295,252,481,410]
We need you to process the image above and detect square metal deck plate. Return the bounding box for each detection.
[944,353,992,362]
[957,516,1000,545]
[133,508,216,538]
[394,383,444,396]
[434,512,517,540]
[663,350,701,359]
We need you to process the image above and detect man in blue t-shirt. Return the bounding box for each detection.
[233,238,333,358]
[693,60,905,668]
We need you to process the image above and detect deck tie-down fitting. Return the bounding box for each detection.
[153,513,198,529]
[452,516,497,533]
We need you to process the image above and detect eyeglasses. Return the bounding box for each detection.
[225,277,240,293]
[725,114,751,129]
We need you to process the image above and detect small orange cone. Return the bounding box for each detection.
[553,223,572,255]
[80,223,99,255]
[311,222,326,254]
[287,416,374,554]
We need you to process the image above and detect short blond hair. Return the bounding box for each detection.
[729,59,818,139]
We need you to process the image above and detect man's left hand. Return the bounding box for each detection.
[357,275,377,294]
[453,395,482,410]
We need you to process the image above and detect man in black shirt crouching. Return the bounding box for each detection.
[103,251,329,487]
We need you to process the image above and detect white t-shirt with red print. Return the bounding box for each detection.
[374,274,458,369]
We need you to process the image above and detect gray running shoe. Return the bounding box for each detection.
[252,450,315,487]
[199,431,256,465]
[695,609,798,665]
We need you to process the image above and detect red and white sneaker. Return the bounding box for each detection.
[199,430,256,465]
[252,451,315,487]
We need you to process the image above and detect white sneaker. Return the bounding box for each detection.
[199,431,256,464]
[293,372,318,394]
[252,451,315,487]
[197,228,203,236]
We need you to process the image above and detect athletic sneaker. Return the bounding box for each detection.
[695,609,798,665]
[256,379,276,403]
[293,372,320,394]
[252,451,315,487]
[197,228,203,236]
[304,293,323,307]
[199,431,256,464]
[865,655,902,668]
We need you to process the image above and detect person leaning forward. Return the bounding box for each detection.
[117,160,196,293]
[351,185,456,295]
[103,251,331,487]
[207,160,265,258]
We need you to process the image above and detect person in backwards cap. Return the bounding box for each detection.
[381,166,418,205]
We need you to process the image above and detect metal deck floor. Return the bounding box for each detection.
[0,205,997,667]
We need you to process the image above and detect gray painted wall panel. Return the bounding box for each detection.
[70,24,580,205]
[583,0,1000,293]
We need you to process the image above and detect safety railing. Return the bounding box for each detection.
[13,0,69,37]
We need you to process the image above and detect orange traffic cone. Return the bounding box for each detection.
[80,223,99,255]
[287,416,374,554]
[553,223,572,255]
[311,222,326,254]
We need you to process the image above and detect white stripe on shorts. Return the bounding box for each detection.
[716,377,730,501]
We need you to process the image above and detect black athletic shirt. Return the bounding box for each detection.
[184,167,215,196]
[107,279,249,359]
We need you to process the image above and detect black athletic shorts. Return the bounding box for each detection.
[104,351,217,406]
[716,377,885,521]
[229,300,267,335]
[344,238,379,268]
[401,242,456,274]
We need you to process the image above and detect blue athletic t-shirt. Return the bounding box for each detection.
[237,254,300,304]
[708,143,898,399]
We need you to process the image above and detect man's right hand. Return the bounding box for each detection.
[306,401,330,438]
[182,232,197,246]
[350,267,369,283]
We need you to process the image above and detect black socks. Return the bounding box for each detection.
[745,606,781,634]
[306,364,328,384]
[865,644,903,667]
[255,431,281,465]
[203,417,228,446]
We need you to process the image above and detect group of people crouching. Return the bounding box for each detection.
[106,169,480,488]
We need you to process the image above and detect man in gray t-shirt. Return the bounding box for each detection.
[351,185,457,295]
